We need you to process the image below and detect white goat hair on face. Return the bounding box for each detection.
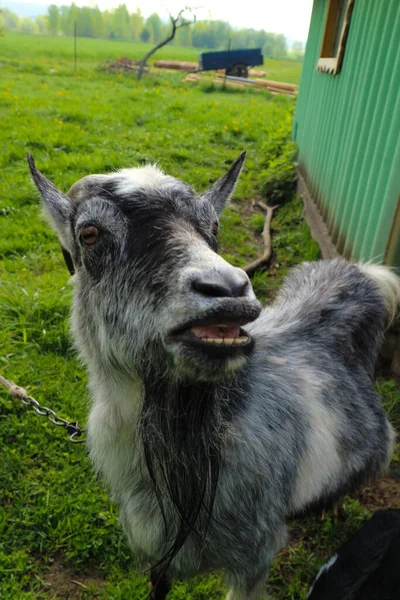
[116,165,181,196]
[28,151,398,600]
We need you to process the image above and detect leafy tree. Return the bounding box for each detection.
[103,9,113,38]
[47,4,60,35]
[129,9,143,41]
[291,40,304,60]
[35,15,48,34]
[273,34,288,58]
[20,17,38,34]
[140,27,150,43]
[146,13,163,44]
[253,29,269,49]
[59,5,69,35]
[10,2,290,60]
[263,33,287,58]
[192,20,227,48]
[59,3,78,36]
[2,8,20,30]
[92,7,104,39]
[79,6,96,37]
[113,3,130,39]
[175,22,192,47]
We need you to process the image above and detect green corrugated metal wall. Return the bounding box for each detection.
[293,0,400,264]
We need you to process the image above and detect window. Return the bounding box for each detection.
[317,0,355,74]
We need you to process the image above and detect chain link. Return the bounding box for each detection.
[0,375,86,444]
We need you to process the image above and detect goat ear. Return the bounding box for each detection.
[27,153,71,247]
[202,151,246,215]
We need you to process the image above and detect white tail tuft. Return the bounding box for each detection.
[359,263,400,326]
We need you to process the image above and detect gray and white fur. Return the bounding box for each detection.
[28,152,397,600]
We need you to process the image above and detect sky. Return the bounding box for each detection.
[3,0,314,42]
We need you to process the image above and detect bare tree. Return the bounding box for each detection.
[137,7,197,81]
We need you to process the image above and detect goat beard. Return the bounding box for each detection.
[138,358,233,575]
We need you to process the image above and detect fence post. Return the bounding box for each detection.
[74,20,77,73]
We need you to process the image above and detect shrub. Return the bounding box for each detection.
[260,142,298,204]
[259,108,298,204]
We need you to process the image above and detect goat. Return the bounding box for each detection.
[28,152,398,600]
[307,509,400,599]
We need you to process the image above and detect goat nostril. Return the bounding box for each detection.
[193,279,233,298]
[236,280,249,297]
[192,276,249,299]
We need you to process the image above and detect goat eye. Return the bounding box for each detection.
[212,221,219,236]
[81,225,99,246]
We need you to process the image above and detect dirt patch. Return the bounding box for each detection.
[41,558,105,599]
[356,474,400,511]
[237,196,263,219]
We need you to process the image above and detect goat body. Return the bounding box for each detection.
[29,153,397,599]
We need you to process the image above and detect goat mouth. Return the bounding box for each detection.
[169,322,254,357]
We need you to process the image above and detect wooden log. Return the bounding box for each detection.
[248,69,266,77]
[153,60,198,71]
[255,84,297,96]
[213,78,247,88]
[254,79,298,92]
[215,68,266,77]
[213,77,297,96]
[183,74,201,83]
[213,74,296,92]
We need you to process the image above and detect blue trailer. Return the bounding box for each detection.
[199,48,263,78]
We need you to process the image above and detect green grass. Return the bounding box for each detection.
[0,32,399,600]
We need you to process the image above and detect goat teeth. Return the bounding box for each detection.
[197,337,248,346]
[234,336,249,344]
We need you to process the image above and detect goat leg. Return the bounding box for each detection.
[333,501,346,524]
[148,569,171,600]
[321,501,345,524]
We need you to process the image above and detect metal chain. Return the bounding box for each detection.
[0,374,86,444]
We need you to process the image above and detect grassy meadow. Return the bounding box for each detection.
[1,33,303,83]
[0,32,399,600]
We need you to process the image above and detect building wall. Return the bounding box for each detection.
[293,0,400,264]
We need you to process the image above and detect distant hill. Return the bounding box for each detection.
[2,1,48,18]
